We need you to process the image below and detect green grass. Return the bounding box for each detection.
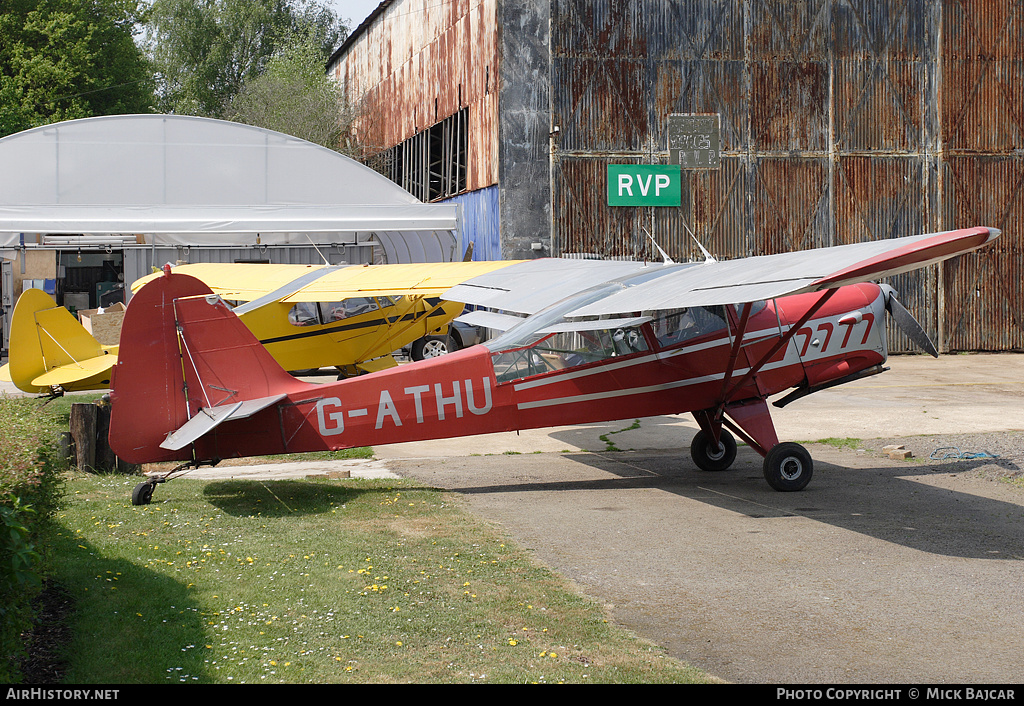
[809,437,863,451]
[599,420,642,452]
[48,471,714,684]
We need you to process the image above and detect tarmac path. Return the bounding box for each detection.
[376,353,1024,683]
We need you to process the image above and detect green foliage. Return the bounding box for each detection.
[0,396,70,682]
[226,30,367,154]
[145,0,346,117]
[225,34,352,151]
[0,0,156,138]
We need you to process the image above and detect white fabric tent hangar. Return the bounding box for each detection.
[0,114,463,264]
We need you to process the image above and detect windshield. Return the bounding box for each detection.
[484,282,625,353]
[485,282,654,383]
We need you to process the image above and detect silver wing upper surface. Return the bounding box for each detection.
[443,227,1000,318]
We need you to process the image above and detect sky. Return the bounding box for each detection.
[329,0,383,28]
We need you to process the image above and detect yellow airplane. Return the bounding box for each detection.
[133,260,524,375]
[0,287,119,394]
[2,259,520,394]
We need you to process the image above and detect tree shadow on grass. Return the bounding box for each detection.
[46,530,208,684]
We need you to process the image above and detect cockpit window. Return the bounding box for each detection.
[649,301,767,349]
[322,297,379,321]
[288,301,320,327]
[491,324,649,383]
[287,296,396,327]
[650,306,728,347]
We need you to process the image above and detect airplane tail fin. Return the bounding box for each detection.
[5,288,114,393]
[108,269,301,465]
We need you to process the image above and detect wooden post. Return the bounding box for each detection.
[69,403,97,471]
[69,401,139,473]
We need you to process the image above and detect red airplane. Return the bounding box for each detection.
[108,226,1000,505]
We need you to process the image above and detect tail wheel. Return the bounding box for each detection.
[131,481,156,506]
[763,442,813,492]
[690,429,737,472]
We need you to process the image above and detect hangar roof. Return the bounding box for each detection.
[0,114,460,261]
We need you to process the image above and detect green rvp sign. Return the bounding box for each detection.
[607,165,681,207]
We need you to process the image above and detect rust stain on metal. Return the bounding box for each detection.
[549,0,1021,351]
[330,0,499,190]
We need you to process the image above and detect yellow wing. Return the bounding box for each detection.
[131,260,522,303]
[130,263,331,301]
[129,260,523,375]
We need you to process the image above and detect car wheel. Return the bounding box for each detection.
[411,335,460,360]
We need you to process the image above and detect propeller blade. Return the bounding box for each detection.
[880,285,938,358]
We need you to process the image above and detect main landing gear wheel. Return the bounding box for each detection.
[762,442,813,492]
[690,429,738,472]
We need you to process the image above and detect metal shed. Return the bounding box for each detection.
[332,0,1022,351]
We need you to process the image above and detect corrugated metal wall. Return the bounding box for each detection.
[331,0,500,192]
[549,0,1023,352]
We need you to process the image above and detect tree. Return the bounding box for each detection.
[145,0,346,118]
[0,0,156,138]
[225,35,358,154]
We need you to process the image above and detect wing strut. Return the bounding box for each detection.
[699,289,839,455]
[718,288,837,411]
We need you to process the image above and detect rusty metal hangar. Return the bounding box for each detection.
[328,0,1023,353]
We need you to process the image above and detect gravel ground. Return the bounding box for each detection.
[857,431,1024,484]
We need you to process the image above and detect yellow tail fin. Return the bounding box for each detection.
[7,289,117,393]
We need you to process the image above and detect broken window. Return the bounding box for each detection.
[373,108,468,202]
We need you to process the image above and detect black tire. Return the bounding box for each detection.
[131,481,155,506]
[411,335,460,360]
[762,442,813,492]
[690,429,737,472]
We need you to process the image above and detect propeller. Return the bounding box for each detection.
[879,284,938,358]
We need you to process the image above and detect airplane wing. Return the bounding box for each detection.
[441,259,655,314]
[131,263,337,301]
[274,261,524,302]
[132,261,523,311]
[444,227,1000,317]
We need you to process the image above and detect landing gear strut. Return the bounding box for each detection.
[130,458,221,505]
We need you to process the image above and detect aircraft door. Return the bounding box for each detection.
[320,296,393,361]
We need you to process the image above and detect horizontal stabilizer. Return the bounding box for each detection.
[160,393,286,450]
[32,353,116,387]
[7,288,113,393]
